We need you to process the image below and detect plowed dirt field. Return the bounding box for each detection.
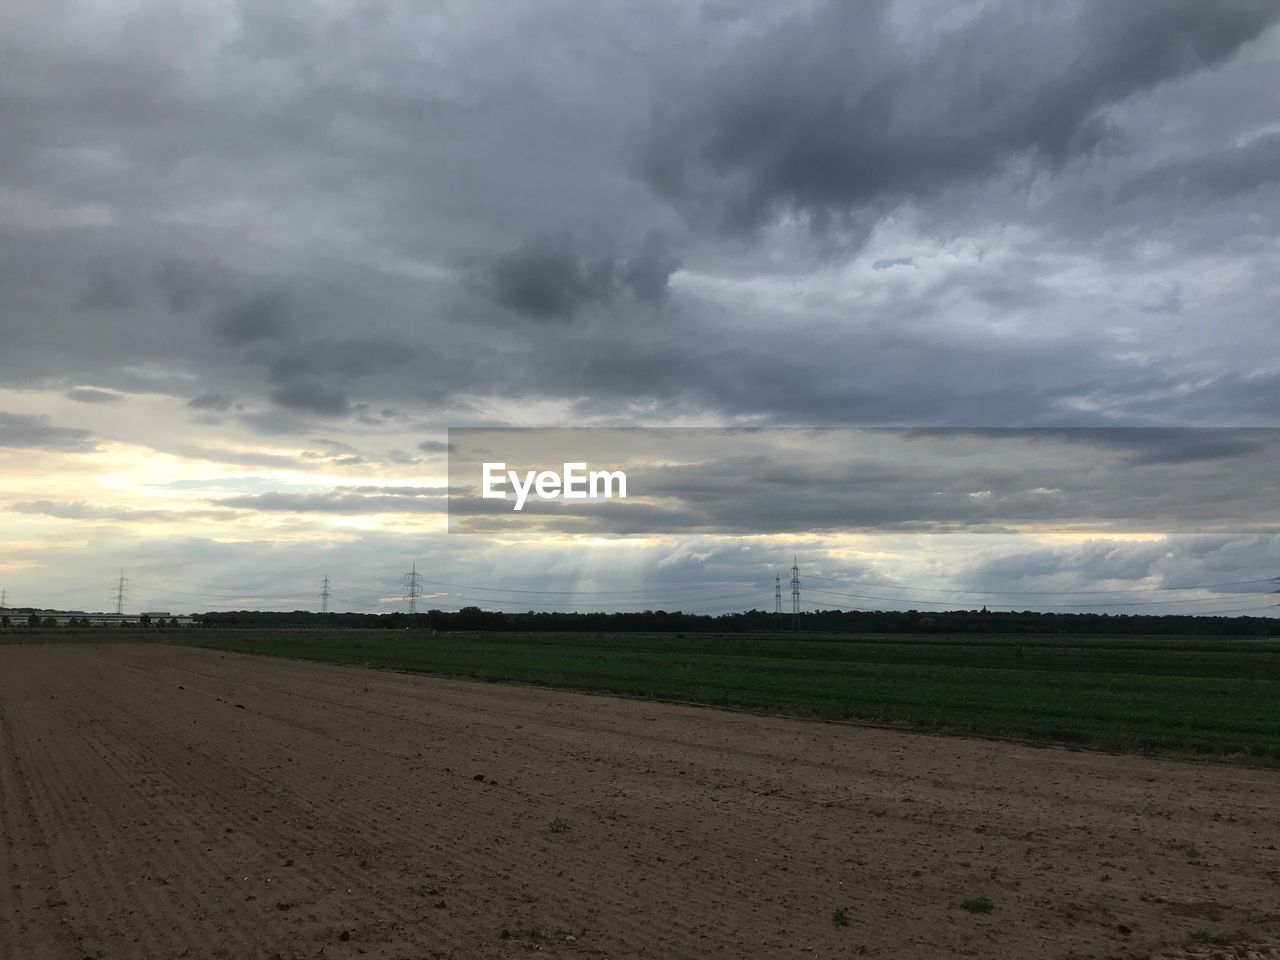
[2,644,1278,959]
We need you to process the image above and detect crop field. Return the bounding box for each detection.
[2,641,1280,959]
[5,627,1280,759]
[136,628,1280,760]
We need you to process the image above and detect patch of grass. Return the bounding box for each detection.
[832,907,850,927]
[959,896,994,914]
[548,817,570,834]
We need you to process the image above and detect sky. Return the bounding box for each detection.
[2,0,1279,616]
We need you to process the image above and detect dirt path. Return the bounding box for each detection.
[1,643,1278,959]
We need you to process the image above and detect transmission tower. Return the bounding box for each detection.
[791,556,800,631]
[113,570,128,615]
[320,574,332,614]
[1,587,8,609]
[404,562,422,615]
[774,573,782,631]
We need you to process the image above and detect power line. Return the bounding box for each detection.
[775,573,782,631]
[403,562,422,615]
[112,571,1280,606]
[80,562,1279,619]
[113,570,128,615]
[791,556,800,631]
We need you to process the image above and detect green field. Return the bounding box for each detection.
[8,627,1275,761]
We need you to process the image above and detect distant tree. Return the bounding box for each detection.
[28,613,40,627]
[1,615,10,627]
[42,617,57,627]
[140,614,152,627]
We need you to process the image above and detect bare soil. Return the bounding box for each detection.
[2,644,1278,959]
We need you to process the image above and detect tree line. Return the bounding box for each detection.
[191,606,1279,636]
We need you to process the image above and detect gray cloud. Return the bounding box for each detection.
[872,257,913,270]
[211,486,446,514]
[267,338,413,385]
[210,291,292,345]
[65,386,122,403]
[9,500,212,523]
[447,428,1280,537]
[268,381,351,417]
[157,259,224,313]
[76,271,137,311]
[0,412,97,451]
[187,392,236,411]
[5,519,1276,615]
[955,534,1280,607]
[483,233,680,322]
[637,0,1280,234]
[2,0,1280,612]
[1117,130,1280,204]
[2,0,1276,433]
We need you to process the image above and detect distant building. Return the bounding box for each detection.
[1,610,195,627]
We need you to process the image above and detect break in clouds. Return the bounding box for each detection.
[2,0,1280,612]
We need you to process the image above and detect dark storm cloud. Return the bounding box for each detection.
[0,412,97,451]
[156,259,227,314]
[210,291,293,345]
[263,337,414,416]
[266,338,413,385]
[268,381,351,417]
[637,0,1280,233]
[483,233,680,321]
[188,269,420,419]
[619,233,683,304]
[1,0,1279,445]
[76,271,137,311]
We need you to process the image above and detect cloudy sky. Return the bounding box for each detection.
[2,0,1279,616]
